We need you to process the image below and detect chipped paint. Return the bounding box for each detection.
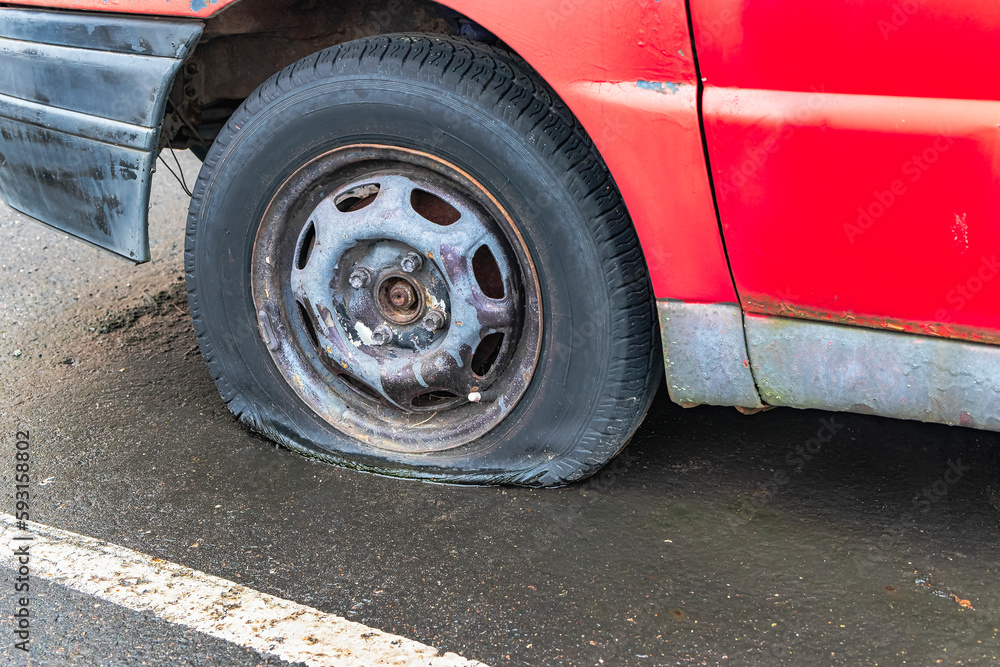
[412,360,428,387]
[637,79,681,94]
[743,293,1000,346]
[250,145,542,453]
[0,0,238,17]
[188,0,219,12]
[952,212,970,255]
[353,320,375,347]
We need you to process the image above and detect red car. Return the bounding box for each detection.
[2,0,998,485]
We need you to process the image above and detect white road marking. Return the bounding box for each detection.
[0,515,487,667]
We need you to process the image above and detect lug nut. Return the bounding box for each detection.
[400,252,423,273]
[349,267,372,289]
[371,324,393,346]
[422,310,446,332]
[389,283,416,309]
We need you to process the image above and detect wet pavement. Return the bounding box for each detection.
[1,152,999,666]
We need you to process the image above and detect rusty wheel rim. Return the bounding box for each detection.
[251,145,541,453]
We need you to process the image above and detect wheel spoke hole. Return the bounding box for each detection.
[335,183,380,212]
[472,332,505,378]
[411,189,461,226]
[412,390,459,409]
[296,221,316,270]
[296,300,320,349]
[473,245,505,299]
[338,372,383,402]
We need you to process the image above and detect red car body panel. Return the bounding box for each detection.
[4,0,239,17]
[690,0,1000,343]
[439,0,736,303]
[4,0,738,304]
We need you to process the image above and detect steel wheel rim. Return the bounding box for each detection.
[251,144,542,453]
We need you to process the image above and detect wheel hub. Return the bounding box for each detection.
[324,239,449,357]
[376,272,424,325]
[287,168,523,413]
[386,279,416,311]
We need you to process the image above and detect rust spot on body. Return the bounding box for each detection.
[743,293,1000,346]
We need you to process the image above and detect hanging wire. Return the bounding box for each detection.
[156,98,210,197]
[166,98,209,150]
[157,144,193,197]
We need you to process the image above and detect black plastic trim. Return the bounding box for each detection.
[0,8,202,262]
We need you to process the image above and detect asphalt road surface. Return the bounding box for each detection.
[2,151,999,666]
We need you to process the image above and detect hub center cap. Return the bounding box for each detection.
[378,275,422,324]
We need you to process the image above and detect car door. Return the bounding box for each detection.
[690,0,1000,344]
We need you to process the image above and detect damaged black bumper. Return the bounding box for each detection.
[0,8,201,262]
